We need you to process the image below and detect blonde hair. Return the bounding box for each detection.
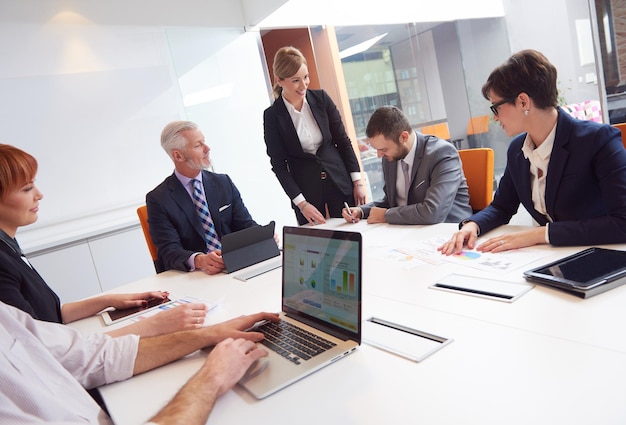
[272,46,307,99]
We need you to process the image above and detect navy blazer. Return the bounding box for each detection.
[263,89,361,206]
[146,170,257,272]
[0,241,62,323]
[469,109,626,245]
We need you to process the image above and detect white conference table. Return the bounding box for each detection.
[70,221,626,425]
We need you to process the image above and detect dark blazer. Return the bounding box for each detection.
[146,170,257,272]
[263,89,361,208]
[0,241,62,323]
[361,132,472,224]
[470,109,626,245]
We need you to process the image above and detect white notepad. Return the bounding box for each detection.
[431,274,534,302]
[233,258,282,281]
[362,317,452,362]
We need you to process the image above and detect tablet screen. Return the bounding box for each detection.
[529,248,626,288]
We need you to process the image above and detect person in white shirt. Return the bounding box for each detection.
[0,300,279,424]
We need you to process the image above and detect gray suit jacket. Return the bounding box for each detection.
[361,132,472,224]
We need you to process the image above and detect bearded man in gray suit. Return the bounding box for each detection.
[343,106,472,225]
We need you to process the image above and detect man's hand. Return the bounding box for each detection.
[342,207,362,223]
[202,312,281,346]
[195,251,225,274]
[148,337,269,424]
[366,207,387,224]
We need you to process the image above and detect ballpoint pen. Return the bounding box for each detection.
[344,201,355,223]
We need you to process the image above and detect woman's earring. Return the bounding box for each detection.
[524,109,529,116]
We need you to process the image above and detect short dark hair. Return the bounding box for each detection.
[366,106,412,143]
[482,49,558,109]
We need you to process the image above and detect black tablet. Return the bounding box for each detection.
[221,221,279,273]
[523,247,626,291]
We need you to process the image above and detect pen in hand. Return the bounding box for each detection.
[344,202,355,223]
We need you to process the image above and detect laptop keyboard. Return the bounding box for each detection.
[257,320,337,365]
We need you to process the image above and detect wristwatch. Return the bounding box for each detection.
[460,219,480,236]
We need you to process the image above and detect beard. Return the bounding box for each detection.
[184,156,211,171]
[388,145,410,162]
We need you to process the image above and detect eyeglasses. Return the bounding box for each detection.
[490,96,517,116]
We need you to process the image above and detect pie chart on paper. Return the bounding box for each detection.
[455,251,481,260]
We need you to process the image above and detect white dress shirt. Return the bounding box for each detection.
[283,96,361,206]
[521,122,557,243]
[0,302,138,424]
[283,96,323,155]
[396,132,418,207]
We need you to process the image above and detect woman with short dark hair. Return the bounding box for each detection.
[439,49,626,254]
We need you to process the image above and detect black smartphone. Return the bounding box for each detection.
[102,297,171,324]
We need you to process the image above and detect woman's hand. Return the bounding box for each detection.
[353,182,367,205]
[105,291,170,310]
[438,222,480,255]
[142,302,210,333]
[476,227,547,252]
[106,302,213,338]
[297,201,326,225]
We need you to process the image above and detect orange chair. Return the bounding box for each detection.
[421,122,451,140]
[467,115,490,135]
[136,205,159,272]
[420,122,462,149]
[458,148,494,212]
[466,115,490,148]
[612,122,626,149]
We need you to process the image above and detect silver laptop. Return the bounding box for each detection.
[239,226,362,399]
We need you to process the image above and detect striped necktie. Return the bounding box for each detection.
[191,179,221,251]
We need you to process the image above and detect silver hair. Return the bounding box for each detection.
[160,121,198,158]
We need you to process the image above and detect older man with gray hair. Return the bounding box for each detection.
[146,121,258,274]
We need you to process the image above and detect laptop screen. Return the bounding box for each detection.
[282,226,362,341]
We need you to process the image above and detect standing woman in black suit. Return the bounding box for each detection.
[264,46,367,225]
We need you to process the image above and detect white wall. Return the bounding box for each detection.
[502,0,601,106]
[0,1,297,301]
[0,2,296,254]
[163,27,297,231]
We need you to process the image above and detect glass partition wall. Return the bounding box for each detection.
[262,1,604,202]
[311,18,511,198]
